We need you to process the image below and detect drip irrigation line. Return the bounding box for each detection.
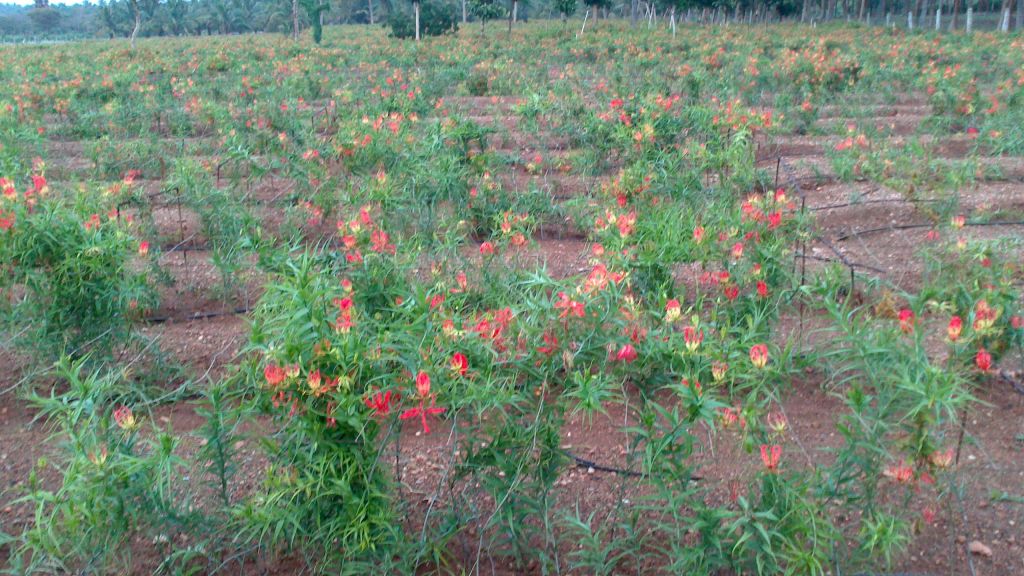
[836,219,1024,242]
[158,232,199,257]
[559,448,702,481]
[561,449,642,477]
[142,306,252,324]
[796,249,886,274]
[999,370,1024,396]
[160,241,208,253]
[809,197,944,212]
[813,234,886,273]
[777,155,880,275]
[851,569,937,573]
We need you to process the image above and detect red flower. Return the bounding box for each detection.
[554,291,585,320]
[370,229,395,254]
[898,309,915,334]
[973,299,997,331]
[400,397,445,435]
[883,460,914,484]
[665,299,681,322]
[975,348,992,372]
[756,281,768,298]
[711,361,728,382]
[450,352,468,376]
[731,242,744,259]
[138,241,150,256]
[365,389,396,417]
[749,344,768,369]
[113,405,137,430]
[398,372,447,433]
[615,343,638,363]
[30,174,47,194]
[723,285,739,301]
[719,406,745,429]
[333,296,355,333]
[451,271,468,293]
[415,371,432,397]
[537,332,559,355]
[759,444,781,472]
[264,364,286,387]
[947,316,962,341]
[929,448,954,469]
[692,226,705,244]
[683,325,703,352]
[113,405,136,428]
[610,98,624,109]
[479,241,495,256]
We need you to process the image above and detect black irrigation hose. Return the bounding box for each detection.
[999,370,1024,396]
[560,449,702,481]
[161,241,207,253]
[847,569,937,573]
[142,306,252,324]
[794,251,886,274]
[836,220,1024,242]
[815,233,886,273]
[774,157,878,274]
[561,449,644,477]
[810,197,944,212]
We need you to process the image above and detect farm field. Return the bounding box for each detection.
[1,21,1024,575]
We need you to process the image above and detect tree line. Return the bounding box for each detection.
[0,0,1019,42]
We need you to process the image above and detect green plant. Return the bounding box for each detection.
[10,357,196,574]
[236,251,403,571]
[0,172,157,365]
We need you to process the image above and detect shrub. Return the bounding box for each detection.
[237,248,407,569]
[466,71,489,96]
[0,171,157,363]
[9,359,197,574]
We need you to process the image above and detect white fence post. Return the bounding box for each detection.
[908,11,913,29]
[966,7,972,32]
[935,7,940,30]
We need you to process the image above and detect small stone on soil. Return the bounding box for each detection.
[968,540,993,557]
